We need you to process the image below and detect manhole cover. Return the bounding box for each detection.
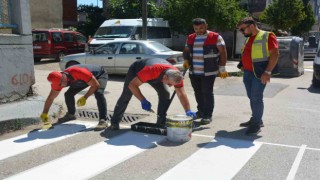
[77,110,148,123]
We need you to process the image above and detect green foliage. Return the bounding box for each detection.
[77,5,105,37]
[260,0,306,32]
[107,0,160,19]
[291,0,316,36]
[158,0,247,34]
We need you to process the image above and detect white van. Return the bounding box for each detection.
[89,18,173,49]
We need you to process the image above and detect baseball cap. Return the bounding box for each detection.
[47,71,62,90]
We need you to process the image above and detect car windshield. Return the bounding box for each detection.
[94,26,134,38]
[147,42,172,52]
[32,32,48,42]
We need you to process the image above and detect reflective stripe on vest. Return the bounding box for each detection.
[250,30,269,62]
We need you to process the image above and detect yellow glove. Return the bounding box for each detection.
[40,113,52,130]
[218,66,229,79]
[77,96,86,107]
[183,60,190,69]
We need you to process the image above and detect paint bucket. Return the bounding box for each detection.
[166,115,193,142]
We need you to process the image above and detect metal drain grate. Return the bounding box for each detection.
[77,110,148,123]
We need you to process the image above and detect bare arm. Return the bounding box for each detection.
[42,89,60,114]
[217,45,227,66]
[261,48,279,84]
[175,87,191,111]
[128,77,145,101]
[83,76,100,99]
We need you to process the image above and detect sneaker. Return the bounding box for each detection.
[94,119,108,131]
[58,112,76,123]
[200,118,212,125]
[240,117,264,127]
[245,125,261,135]
[110,124,120,130]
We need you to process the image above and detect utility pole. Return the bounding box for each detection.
[142,0,147,40]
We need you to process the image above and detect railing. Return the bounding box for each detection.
[0,0,17,33]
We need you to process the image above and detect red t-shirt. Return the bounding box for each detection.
[137,64,184,88]
[241,33,278,71]
[52,66,93,91]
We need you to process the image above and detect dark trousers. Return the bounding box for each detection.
[111,67,170,125]
[189,74,216,118]
[64,73,108,120]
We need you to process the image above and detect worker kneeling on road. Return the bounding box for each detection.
[110,58,196,130]
[40,64,108,131]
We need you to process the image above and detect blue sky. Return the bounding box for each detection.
[77,0,102,8]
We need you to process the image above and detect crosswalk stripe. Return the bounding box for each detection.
[5,131,166,180]
[157,136,262,180]
[0,120,96,161]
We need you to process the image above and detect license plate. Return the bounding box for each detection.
[33,46,41,49]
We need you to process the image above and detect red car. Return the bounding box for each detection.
[32,29,87,62]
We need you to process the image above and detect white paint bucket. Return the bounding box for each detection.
[166,115,193,143]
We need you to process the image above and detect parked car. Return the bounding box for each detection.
[32,29,87,62]
[59,40,184,74]
[312,44,320,87]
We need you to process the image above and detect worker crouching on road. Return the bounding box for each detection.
[109,58,196,130]
[40,64,108,131]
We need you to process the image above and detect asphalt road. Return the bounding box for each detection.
[0,59,319,179]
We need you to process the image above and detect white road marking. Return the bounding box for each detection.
[6,131,165,180]
[304,69,313,72]
[157,137,262,180]
[286,144,307,180]
[0,120,96,161]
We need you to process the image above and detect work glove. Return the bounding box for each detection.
[218,66,229,79]
[77,96,86,107]
[40,113,52,130]
[183,60,190,69]
[185,110,196,119]
[141,98,152,111]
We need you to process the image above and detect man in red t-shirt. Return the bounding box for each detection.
[110,58,196,130]
[40,64,108,131]
[236,17,279,135]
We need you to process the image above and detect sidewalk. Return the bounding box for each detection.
[0,61,241,133]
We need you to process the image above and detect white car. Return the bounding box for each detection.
[59,40,184,74]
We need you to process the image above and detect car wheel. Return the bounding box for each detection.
[34,58,41,62]
[66,61,80,69]
[56,51,65,62]
[312,72,320,87]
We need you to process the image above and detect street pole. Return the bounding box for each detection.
[142,0,147,40]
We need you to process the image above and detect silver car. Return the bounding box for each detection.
[59,40,184,74]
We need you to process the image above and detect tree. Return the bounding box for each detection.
[77,5,105,38]
[107,0,160,19]
[290,0,315,36]
[260,0,306,32]
[158,0,247,34]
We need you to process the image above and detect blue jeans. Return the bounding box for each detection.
[243,70,266,126]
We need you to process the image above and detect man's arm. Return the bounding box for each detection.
[175,87,191,111]
[128,77,145,101]
[261,48,279,84]
[42,89,60,114]
[84,76,100,99]
[217,45,227,66]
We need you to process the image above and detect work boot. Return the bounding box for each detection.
[58,112,76,123]
[110,123,120,130]
[200,118,212,125]
[94,119,108,131]
[240,117,264,127]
